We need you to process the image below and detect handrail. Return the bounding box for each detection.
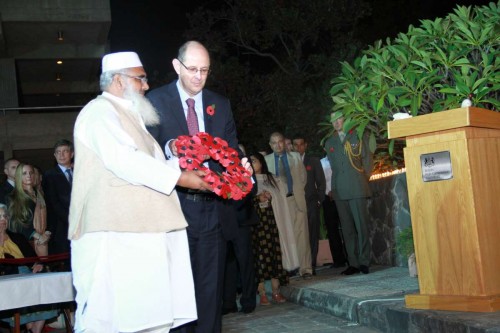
[0,106,84,115]
[0,252,70,265]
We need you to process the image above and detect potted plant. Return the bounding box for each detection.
[396,227,418,277]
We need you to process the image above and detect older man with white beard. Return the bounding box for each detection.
[69,52,211,333]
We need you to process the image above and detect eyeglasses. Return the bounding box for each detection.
[118,73,148,84]
[177,59,211,76]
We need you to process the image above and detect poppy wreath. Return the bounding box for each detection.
[175,132,253,200]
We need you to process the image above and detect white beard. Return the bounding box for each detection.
[123,86,160,126]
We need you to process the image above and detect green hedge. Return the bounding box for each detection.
[321,1,500,170]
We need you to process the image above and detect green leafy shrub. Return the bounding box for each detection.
[396,227,415,259]
[321,1,500,170]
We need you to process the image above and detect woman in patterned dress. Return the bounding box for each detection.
[250,152,289,305]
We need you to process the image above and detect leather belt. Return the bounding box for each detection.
[286,193,294,197]
[185,193,215,202]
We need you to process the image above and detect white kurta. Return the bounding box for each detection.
[255,174,299,271]
[72,231,196,333]
[71,92,196,332]
[74,91,181,193]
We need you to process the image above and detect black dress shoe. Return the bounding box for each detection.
[241,306,255,314]
[341,266,360,275]
[359,265,369,274]
[222,306,238,315]
[289,268,300,278]
[330,262,347,268]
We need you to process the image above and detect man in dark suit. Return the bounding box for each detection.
[292,135,326,273]
[320,155,348,268]
[147,41,246,333]
[222,185,257,315]
[42,139,73,264]
[0,158,19,204]
[324,111,373,275]
[222,144,256,315]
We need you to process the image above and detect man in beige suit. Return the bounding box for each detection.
[265,132,313,279]
[69,52,211,333]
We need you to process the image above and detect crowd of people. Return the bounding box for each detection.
[0,140,74,332]
[0,40,374,333]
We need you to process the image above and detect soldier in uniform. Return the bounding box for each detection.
[324,111,373,275]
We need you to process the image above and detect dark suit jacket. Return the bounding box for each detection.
[0,181,14,205]
[147,81,239,170]
[303,154,326,204]
[146,81,240,238]
[42,166,72,254]
[233,180,259,227]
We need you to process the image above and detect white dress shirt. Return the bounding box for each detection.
[320,156,332,195]
[164,80,206,160]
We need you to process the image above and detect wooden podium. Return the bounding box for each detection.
[388,107,500,312]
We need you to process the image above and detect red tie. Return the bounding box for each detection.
[186,98,199,135]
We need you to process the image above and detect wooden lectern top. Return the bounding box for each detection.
[387,107,500,139]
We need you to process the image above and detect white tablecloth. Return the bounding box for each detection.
[0,272,74,311]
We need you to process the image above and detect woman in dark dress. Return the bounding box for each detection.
[250,153,288,305]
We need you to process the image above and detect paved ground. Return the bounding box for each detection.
[3,265,499,332]
[2,302,379,333]
[222,299,379,333]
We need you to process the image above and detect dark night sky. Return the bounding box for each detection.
[108,0,207,79]
[108,0,495,80]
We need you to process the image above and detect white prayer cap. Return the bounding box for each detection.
[101,52,143,73]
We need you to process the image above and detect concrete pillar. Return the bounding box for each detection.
[2,142,13,160]
[0,59,18,109]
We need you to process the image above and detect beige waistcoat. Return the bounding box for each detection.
[68,96,187,240]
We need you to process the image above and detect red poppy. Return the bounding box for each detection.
[198,132,211,145]
[306,165,312,171]
[206,104,215,116]
[330,147,334,152]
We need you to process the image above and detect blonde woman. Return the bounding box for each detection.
[7,163,49,256]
